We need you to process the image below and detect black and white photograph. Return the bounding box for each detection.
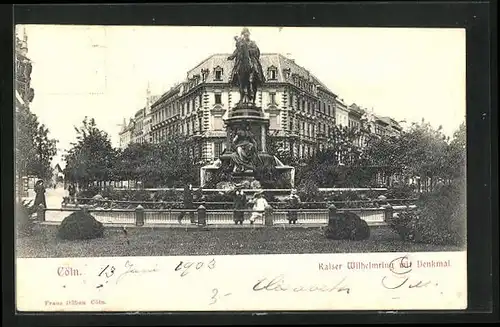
[14,24,469,311]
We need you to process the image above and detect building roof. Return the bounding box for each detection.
[375,116,402,130]
[134,108,144,118]
[54,163,63,173]
[185,53,335,95]
[152,83,183,108]
[119,118,135,135]
[379,116,402,130]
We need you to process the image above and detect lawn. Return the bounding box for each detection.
[16,223,463,258]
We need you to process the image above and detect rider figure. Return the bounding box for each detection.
[227,27,265,104]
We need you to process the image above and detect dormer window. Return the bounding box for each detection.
[214,66,223,81]
[283,68,291,79]
[201,69,209,82]
[268,66,278,80]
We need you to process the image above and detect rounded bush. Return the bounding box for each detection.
[57,211,104,240]
[17,200,34,236]
[324,212,370,241]
[388,181,466,246]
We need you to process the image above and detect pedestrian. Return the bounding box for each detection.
[286,189,301,224]
[249,190,269,225]
[68,183,76,204]
[177,183,195,224]
[233,185,247,225]
[33,180,47,209]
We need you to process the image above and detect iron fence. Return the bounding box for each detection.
[64,197,418,210]
[39,204,417,227]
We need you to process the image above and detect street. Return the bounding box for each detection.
[23,186,66,209]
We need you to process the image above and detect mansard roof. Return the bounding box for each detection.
[185,53,335,95]
[153,83,183,108]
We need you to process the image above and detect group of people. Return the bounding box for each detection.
[176,183,302,225]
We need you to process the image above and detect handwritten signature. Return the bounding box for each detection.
[253,274,350,294]
[381,255,436,290]
[115,260,160,284]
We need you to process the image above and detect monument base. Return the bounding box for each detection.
[199,101,295,190]
[200,154,295,189]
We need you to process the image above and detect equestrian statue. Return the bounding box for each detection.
[227,27,266,105]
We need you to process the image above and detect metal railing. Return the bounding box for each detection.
[37,203,417,227]
[64,197,418,210]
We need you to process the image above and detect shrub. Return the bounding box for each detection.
[57,210,104,240]
[388,181,466,246]
[203,192,235,203]
[100,186,121,200]
[297,178,321,202]
[324,212,370,241]
[17,200,34,236]
[149,189,182,203]
[385,185,417,200]
[76,185,101,199]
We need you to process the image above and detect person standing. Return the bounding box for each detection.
[249,190,269,225]
[178,184,195,224]
[233,186,247,224]
[68,183,76,204]
[286,189,301,224]
[33,180,47,209]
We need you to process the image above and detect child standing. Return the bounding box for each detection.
[249,190,269,225]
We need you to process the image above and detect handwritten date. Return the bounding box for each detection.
[115,260,160,284]
[174,258,216,277]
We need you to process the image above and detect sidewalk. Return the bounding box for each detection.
[22,186,66,208]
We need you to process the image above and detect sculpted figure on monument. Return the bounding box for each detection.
[227,27,266,105]
[229,125,261,173]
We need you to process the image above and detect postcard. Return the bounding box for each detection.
[14,25,467,312]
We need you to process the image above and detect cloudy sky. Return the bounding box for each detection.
[18,25,466,166]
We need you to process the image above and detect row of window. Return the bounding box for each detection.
[288,116,340,138]
[290,91,337,117]
[336,113,349,127]
[282,141,316,159]
[152,93,205,126]
[151,125,179,144]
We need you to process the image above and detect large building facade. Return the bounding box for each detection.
[15,27,34,110]
[15,27,38,199]
[148,53,342,162]
[120,53,402,161]
[118,86,160,148]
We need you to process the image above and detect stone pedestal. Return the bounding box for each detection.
[200,102,295,188]
[222,102,269,154]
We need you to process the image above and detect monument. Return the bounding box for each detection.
[200,28,294,189]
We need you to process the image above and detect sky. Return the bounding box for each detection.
[17,25,466,167]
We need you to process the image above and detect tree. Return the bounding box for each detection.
[154,136,202,187]
[16,106,58,181]
[444,122,466,181]
[364,120,452,190]
[64,117,118,188]
[267,135,300,166]
[115,142,155,184]
[115,135,203,187]
[295,125,366,188]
